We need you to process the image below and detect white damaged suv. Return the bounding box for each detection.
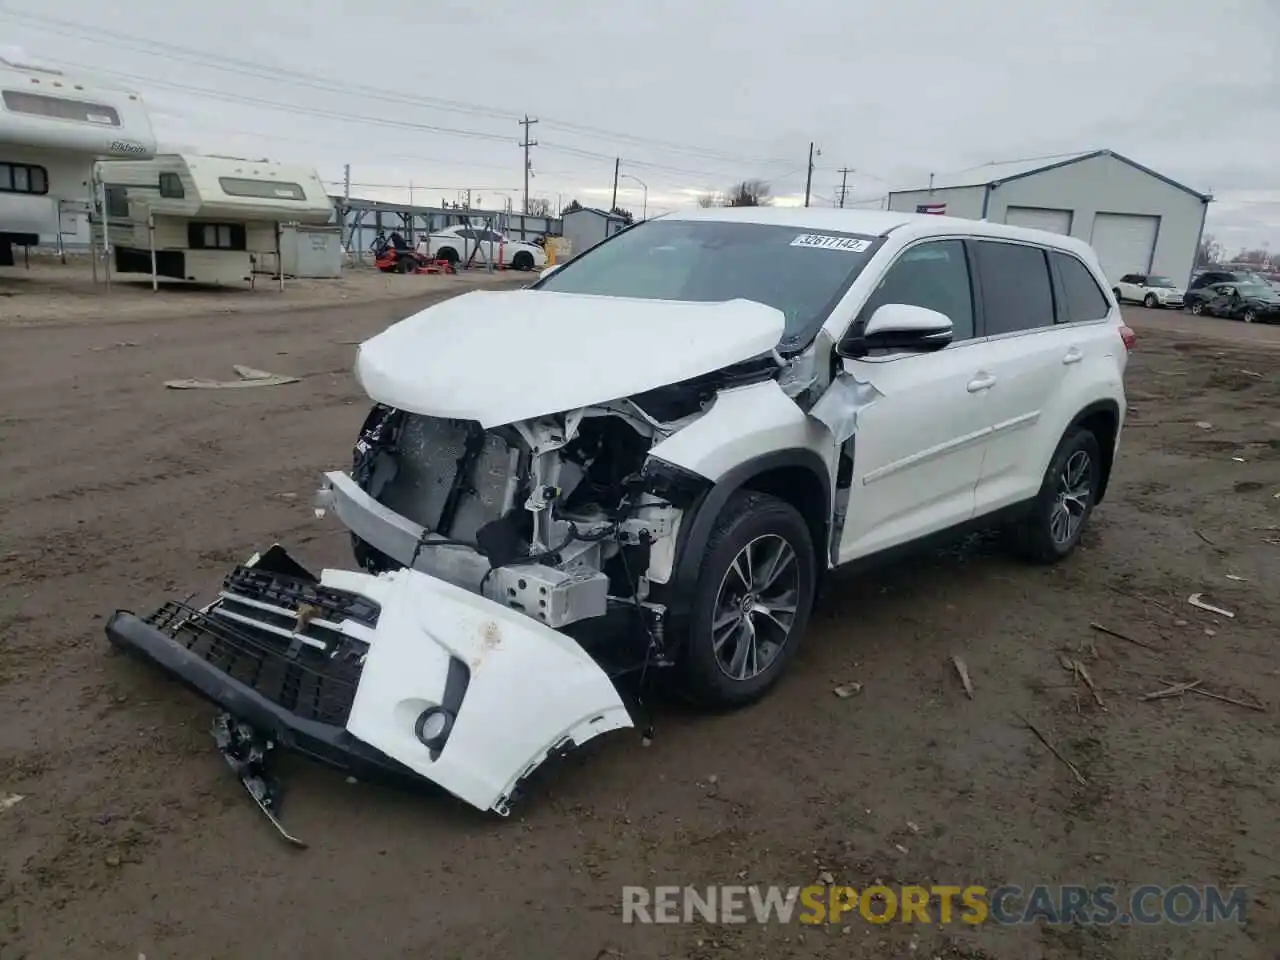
[106,207,1133,821]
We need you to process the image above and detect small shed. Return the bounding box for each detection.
[276,223,343,278]
[561,206,629,255]
[887,150,1212,287]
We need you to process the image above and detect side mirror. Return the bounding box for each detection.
[837,303,954,359]
[538,263,562,281]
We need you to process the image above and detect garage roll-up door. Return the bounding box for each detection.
[1090,213,1159,283]
[1005,206,1073,235]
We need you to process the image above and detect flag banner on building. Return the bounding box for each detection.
[916,203,947,215]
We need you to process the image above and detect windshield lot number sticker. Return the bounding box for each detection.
[790,234,871,252]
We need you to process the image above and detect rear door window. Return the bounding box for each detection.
[974,241,1056,335]
[1052,252,1111,323]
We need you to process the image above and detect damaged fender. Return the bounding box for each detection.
[808,371,884,445]
[339,566,634,815]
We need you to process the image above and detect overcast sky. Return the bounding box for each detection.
[3,0,1278,251]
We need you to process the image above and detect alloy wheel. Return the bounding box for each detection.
[711,534,800,681]
[1050,450,1092,546]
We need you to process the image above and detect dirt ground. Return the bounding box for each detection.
[0,255,520,326]
[1,296,1278,960]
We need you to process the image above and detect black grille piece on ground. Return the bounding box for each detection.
[144,601,366,727]
[222,565,381,628]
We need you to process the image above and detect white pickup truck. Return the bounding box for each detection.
[417,225,547,271]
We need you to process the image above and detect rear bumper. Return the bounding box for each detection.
[105,608,414,782]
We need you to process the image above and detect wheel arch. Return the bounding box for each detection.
[1067,399,1120,504]
[654,448,832,644]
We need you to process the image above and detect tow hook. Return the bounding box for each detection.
[211,712,307,848]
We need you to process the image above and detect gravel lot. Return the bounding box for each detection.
[0,255,518,327]
[1,295,1277,960]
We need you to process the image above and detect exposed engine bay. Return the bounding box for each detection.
[314,352,810,676]
[345,403,673,635]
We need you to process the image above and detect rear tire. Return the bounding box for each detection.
[677,491,816,708]
[1243,309,1256,323]
[1112,288,1122,302]
[1004,427,1102,564]
[397,255,416,274]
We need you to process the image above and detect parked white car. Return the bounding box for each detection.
[418,225,546,271]
[107,207,1133,827]
[1112,273,1185,309]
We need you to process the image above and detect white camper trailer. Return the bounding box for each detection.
[0,50,156,266]
[95,153,333,286]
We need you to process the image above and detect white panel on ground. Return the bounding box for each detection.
[1090,213,1159,283]
[1005,206,1073,235]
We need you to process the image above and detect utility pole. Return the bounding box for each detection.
[519,115,538,215]
[341,164,351,250]
[804,142,816,208]
[611,157,620,212]
[836,167,853,208]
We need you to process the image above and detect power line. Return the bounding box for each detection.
[0,8,522,123]
[5,11,824,194]
[0,7,797,169]
[324,180,519,191]
[30,53,763,185]
[48,61,517,143]
[537,117,795,168]
[164,122,529,174]
[537,140,740,181]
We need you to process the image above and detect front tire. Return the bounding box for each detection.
[1243,308,1256,323]
[677,491,816,708]
[1005,427,1102,564]
[1190,302,1204,316]
[1144,293,1158,308]
[511,251,534,271]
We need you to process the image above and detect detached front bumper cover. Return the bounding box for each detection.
[105,546,635,819]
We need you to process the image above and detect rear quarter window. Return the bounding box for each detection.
[1052,252,1111,323]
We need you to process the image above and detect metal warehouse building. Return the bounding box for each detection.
[887,150,1212,287]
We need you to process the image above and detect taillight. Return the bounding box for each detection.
[1119,325,1136,351]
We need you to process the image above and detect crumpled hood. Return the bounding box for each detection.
[354,289,786,427]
